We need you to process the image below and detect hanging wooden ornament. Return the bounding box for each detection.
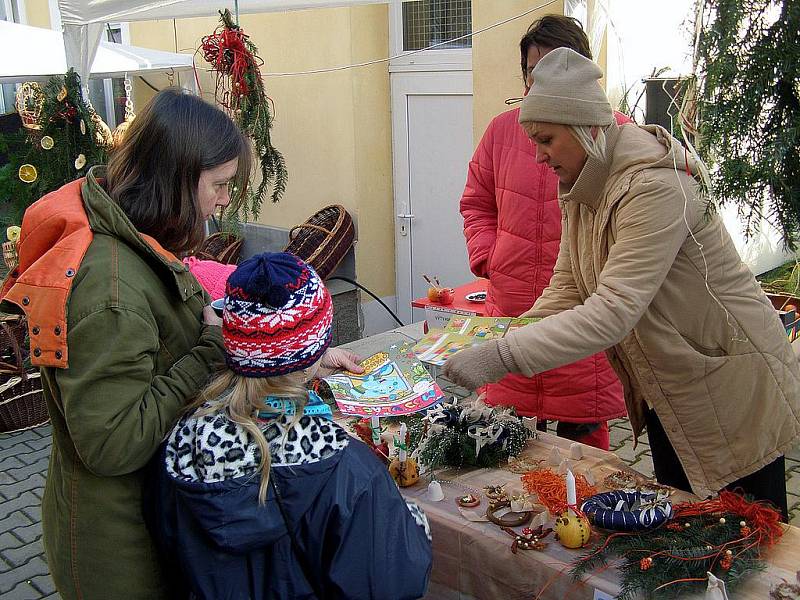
[15,83,44,130]
[91,112,114,148]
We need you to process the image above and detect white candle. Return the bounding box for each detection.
[370,416,380,445]
[399,423,408,463]
[566,469,577,514]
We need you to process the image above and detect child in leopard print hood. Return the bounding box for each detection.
[147,252,432,600]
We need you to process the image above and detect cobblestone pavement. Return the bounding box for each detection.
[1,413,798,598]
[0,424,56,600]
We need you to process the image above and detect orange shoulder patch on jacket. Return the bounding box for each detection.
[0,179,92,368]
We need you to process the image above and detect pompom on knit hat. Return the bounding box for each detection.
[183,256,236,301]
[222,252,333,377]
[519,47,614,127]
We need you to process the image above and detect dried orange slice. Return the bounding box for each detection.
[40,136,54,150]
[6,226,21,242]
[18,164,37,183]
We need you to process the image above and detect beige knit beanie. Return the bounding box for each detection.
[519,47,613,127]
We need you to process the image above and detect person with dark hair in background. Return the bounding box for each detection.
[460,15,629,449]
[0,88,359,599]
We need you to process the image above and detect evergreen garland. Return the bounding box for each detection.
[406,398,532,471]
[0,70,107,227]
[693,0,800,247]
[570,491,784,599]
[201,9,288,222]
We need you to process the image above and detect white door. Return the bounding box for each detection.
[389,0,474,324]
[392,71,474,324]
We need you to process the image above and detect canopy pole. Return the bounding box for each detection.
[234,0,239,25]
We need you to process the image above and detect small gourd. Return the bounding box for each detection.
[554,511,592,548]
[388,457,419,487]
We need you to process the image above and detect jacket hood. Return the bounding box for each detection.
[163,411,346,554]
[609,122,698,180]
[0,167,192,368]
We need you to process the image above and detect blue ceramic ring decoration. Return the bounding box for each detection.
[581,490,672,532]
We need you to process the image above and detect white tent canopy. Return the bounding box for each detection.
[57,0,406,24]
[57,0,410,88]
[0,20,195,84]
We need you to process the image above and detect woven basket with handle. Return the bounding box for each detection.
[0,317,48,433]
[283,205,355,280]
[196,232,243,265]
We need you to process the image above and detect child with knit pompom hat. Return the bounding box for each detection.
[147,252,432,600]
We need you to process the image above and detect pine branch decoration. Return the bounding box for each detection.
[406,398,532,471]
[0,70,107,227]
[201,9,288,222]
[694,0,800,248]
[570,491,783,599]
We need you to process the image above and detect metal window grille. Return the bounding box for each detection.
[402,0,472,51]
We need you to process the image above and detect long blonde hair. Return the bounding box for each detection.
[188,369,310,504]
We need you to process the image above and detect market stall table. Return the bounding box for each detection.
[401,431,800,600]
[338,324,800,600]
[411,279,488,330]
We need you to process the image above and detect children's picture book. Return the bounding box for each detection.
[413,315,543,366]
[445,316,512,339]
[411,330,484,366]
[505,316,542,333]
[324,342,443,417]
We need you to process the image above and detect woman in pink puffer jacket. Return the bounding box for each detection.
[460,16,627,449]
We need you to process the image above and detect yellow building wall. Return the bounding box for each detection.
[129,5,395,299]
[23,0,50,28]
[471,1,608,144]
[471,1,565,145]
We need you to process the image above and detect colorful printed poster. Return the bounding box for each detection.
[324,342,443,417]
[411,330,487,366]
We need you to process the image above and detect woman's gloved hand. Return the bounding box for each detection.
[442,339,519,391]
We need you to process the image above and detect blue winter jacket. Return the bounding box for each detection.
[146,405,432,600]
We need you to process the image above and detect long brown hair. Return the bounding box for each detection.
[106,88,252,254]
[190,369,310,504]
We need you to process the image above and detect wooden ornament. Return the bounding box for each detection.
[457,494,480,508]
[554,511,592,549]
[486,500,533,528]
[388,457,419,487]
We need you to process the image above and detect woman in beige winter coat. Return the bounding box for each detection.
[443,47,800,518]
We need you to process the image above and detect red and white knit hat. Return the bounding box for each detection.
[222,252,333,377]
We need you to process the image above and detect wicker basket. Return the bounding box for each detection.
[283,205,355,280]
[0,316,28,367]
[3,241,18,271]
[0,318,47,433]
[0,371,48,434]
[197,232,243,265]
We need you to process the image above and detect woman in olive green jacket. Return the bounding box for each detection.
[2,89,251,599]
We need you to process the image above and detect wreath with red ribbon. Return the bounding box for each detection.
[200,9,287,214]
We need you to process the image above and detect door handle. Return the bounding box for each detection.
[396,213,415,219]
